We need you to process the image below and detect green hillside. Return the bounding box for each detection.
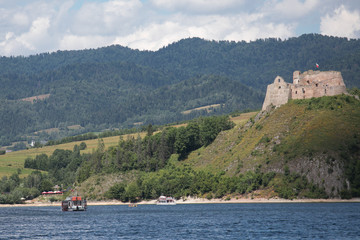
[74,94,360,201]
[1,95,360,204]
[184,94,360,198]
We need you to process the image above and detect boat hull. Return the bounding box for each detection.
[62,206,87,211]
[156,202,176,206]
[156,196,176,205]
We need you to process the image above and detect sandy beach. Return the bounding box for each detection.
[1,197,359,208]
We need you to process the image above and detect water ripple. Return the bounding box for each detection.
[0,203,359,239]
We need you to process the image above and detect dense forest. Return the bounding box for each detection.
[1,34,360,147]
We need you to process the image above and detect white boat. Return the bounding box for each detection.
[156,196,176,205]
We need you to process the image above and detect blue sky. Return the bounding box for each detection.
[0,0,360,56]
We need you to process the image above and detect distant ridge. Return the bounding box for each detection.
[0,34,360,147]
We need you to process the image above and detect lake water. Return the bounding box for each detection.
[0,203,359,239]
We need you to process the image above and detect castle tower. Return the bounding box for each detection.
[293,71,300,84]
[262,76,292,110]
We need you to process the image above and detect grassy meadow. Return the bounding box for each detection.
[0,132,147,178]
[184,95,360,176]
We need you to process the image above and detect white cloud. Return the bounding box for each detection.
[262,0,320,20]
[0,0,360,56]
[149,0,244,14]
[0,17,51,56]
[320,5,360,38]
[224,22,294,42]
[0,1,73,55]
[72,0,143,35]
[59,34,112,51]
[112,13,295,51]
[11,12,29,26]
[113,21,187,50]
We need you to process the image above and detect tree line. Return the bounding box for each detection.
[104,163,328,203]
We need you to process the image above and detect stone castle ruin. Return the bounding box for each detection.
[262,70,347,110]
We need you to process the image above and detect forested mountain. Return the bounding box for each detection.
[1,34,360,147]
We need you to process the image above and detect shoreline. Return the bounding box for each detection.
[1,197,360,208]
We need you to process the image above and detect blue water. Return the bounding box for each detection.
[0,203,359,239]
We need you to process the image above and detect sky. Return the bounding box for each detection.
[0,0,360,56]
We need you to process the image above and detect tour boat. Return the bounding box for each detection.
[156,196,176,205]
[61,196,87,211]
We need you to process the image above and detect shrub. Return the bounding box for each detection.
[105,183,127,201]
[340,189,352,199]
[259,136,271,144]
[79,142,87,150]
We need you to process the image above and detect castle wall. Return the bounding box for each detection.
[262,70,347,110]
[262,76,292,110]
[292,70,346,99]
[291,85,314,99]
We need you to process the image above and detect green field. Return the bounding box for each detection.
[0,132,149,178]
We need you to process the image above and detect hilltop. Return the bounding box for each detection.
[182,94,360,198]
